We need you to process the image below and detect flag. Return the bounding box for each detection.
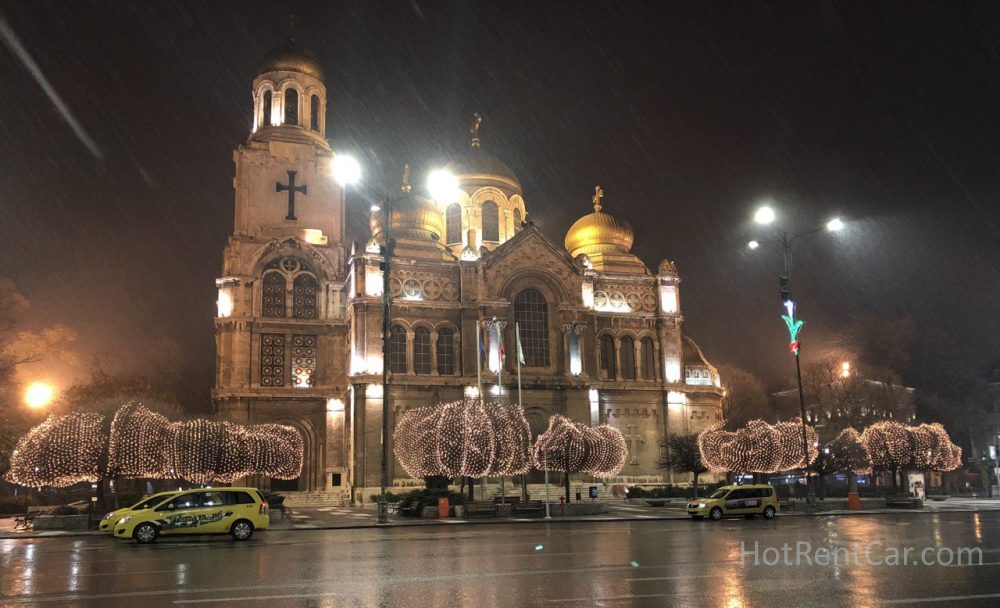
[478,323,487,365]
[496,324,506,366]
[516,323,525,365]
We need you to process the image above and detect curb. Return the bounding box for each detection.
[3,505,999,539]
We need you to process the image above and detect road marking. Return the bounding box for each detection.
[881,593,1000,604]
[626,574,715,582]
[546,593,678,603]
[174,593,342,604]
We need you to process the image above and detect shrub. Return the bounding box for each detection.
[50,504,78,516]
[0,495,37,514]
[397,489,465,516]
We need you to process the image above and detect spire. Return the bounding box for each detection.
[470,112,483,149]
[592,185,604,213]
[401,164,412,193]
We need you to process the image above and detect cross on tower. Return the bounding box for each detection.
[593,185,604,212]
[276,170,308,221]
[625,424,644,465]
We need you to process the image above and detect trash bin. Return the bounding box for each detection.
[437,497,449,518]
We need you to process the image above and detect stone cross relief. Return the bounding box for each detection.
[625,424,644,465]
[276,170,308,221]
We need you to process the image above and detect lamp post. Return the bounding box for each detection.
[749,205,844,505]
[333,157,457,524]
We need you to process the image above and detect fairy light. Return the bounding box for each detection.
[861,420,962,472]
[698,418,817,474]
[6,402,303,487]
[5,413,106,487]
[532,414,627,478]
[815,428,872,475]
[393,397,533,479]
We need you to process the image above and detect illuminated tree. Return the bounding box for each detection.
[860,420,962,491]
[698,418,817,474]
[6,412,106,487]
[812,428,871,496]
[393,397,533,482]
[532,415,627,502]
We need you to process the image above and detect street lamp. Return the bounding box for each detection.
[338,161,456,524]
[24,382,55,409]
[748,204,846,505]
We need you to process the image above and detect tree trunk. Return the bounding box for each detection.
[848,471,858,495]
[692,471,700,499]
[521,474,528,502]
[564,471,571,503]
[818,473,827,500]
[467,476,475,501]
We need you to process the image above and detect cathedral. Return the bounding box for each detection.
[213,37,724,503]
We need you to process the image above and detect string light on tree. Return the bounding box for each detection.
[532,415,627,478]
[393,397,532,479]
[6,413,106,487]
[698,419,817,474]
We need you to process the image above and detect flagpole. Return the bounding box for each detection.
[517,322,527,502]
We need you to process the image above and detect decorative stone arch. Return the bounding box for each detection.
[277,81,304,126]
[498,267,571,306]
[470,187,509,242]
[387,320,410,374]
[258,415,318,492]
[252,238,338,280]
[303,84,326,134]
[596,330,619,381]
[254,80,278,130]
[252,245,328,319]
[431,321,461,376]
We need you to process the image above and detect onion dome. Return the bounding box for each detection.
[257,36,324,80]
[370,165,445,242]
[444,113,521,192]
[565,185,635,258]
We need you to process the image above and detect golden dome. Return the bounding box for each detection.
[370,166,445,242]
[258,36,324,80]
[564,186,634,258]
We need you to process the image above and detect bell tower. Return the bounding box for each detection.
[214,35,350,495]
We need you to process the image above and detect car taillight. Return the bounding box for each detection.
[260,501,269,514]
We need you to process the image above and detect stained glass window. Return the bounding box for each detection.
[437,327,455,375]
[600,334,617,379]
[291,335,317,388]
[262,273,286,318]
[260,334,285,387]
[292,274,318,319]
[641,337,656,380]
[413,327,431,375]
[514,289,549,367]
[388,325,407,373]
[446,203,462,244]
[621,336,636,380]
[482,200,499,241]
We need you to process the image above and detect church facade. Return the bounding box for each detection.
[213,38,724,502]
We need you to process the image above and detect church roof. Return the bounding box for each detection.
[257,36,324,80]
[445,113,521,192]
[682,336,713,367]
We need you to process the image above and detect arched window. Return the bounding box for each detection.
[292,274,318,319]
[413,327,431,375]
[482,200,499,241]
[388,325,407,373]
[445,203,462,244]
[436,327,455,375]
[513,208,522,233]
[310,94,320,131]
[284,88,299,125]
[620,336,636,380]
[641,337,656,380]
[514,288,549,367]
[262,90,272,127]
[262,272,286,318]
[600,334,617,379]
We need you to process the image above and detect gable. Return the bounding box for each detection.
[482,227,584,305]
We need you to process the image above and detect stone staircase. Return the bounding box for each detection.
[280,491,350,508]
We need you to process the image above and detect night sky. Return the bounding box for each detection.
[2,1,999,409]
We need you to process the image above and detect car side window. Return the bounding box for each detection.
[202,492,227,507]
[223,491,256,505]
[747,489,762,499]
[159,493,202,511]
[727,489,745,500]
[762,487,773,498]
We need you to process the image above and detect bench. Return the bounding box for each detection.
[463,502,497,518]
[13,508,49,531]
[512,500,546,517]
[885,495,923,509]
[492,496,520,505]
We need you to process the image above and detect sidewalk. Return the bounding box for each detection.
[4,498,1000,539]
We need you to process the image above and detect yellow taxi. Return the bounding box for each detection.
[113,487,269,543]
[100,491,178,532]
[687,484,779,521]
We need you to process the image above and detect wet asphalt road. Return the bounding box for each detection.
[1,512,999,607]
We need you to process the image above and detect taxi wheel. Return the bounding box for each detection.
[763,506,776,520]
[230,519,254,541]
[134,523,158,544]
[709,507,723,521]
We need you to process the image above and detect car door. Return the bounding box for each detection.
[742,488,764,512]
[155,492,204,535]
[226,490,262,526]
[723,489,747,513]
[197,491,235,533]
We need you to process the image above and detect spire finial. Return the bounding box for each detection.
[592,185,604,212]
[470,113,482,149]
[401,164,412,193]
[288,14,296,41]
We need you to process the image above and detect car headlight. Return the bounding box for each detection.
[116,515,132,526]
[697,503,706,508]
[103,512,115,520]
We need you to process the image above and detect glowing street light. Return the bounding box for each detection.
[840,361,851,378]
[24,382,55,409]
[427,169,459,205]
[331,154,362,186]
[754,205,776,225]
[826,217,845,232]
[748,240,760,250]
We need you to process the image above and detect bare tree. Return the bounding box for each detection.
[659,433,707,498]
[717,363,772,429]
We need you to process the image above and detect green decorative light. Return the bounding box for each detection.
[781,299,804,355]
